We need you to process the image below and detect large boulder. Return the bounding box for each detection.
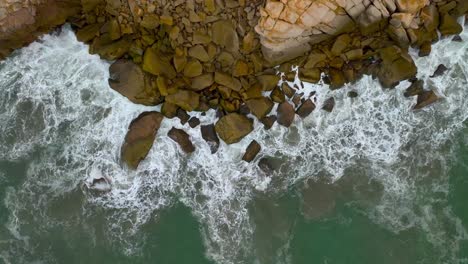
[121,112,164,169]
[215,113,254,144]
[108,59,162,106]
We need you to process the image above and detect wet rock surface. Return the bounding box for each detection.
[1,0,465,164]
[121,111,164,169]
[168,127,195,153]
[242,140,261,162]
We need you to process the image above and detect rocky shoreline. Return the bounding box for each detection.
[1,0,467,167]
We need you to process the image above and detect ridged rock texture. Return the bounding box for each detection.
[256,0,467,63]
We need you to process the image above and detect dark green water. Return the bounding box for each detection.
[0,26,468,264]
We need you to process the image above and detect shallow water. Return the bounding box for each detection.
[0,24,468,263]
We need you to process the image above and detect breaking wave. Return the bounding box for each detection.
[0,22,467,263]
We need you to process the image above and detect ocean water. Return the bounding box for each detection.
[0,23,467,264]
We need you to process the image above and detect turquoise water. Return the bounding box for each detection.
[0,24,468,263]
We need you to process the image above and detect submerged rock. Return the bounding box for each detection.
[168,127,195,153]
[430,64,448,78]
[322,97,335,112]
[215,113,254,144]
[121,112,164,169]
[242,140,261,162]
[404,80,424,97]
[414,90,439,109]
[301,179,337,220]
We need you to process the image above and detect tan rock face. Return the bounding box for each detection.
[255,0,433,64]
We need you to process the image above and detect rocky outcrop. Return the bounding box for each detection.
[0,0,81,59]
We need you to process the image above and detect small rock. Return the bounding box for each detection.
[404,80,424,97]
[296,99,315,118]
[452,35,463,42]
[257,75,281,91]
[414,90,439,109]
[322,97,335,112]
[277,102,295,127]
[177,109,190,125]
[191,73,214,91]
[348,91,358,98]
[188,117,200,128]
[168,128,195,153]
[201,124,220,154]
[261,115,277,130]
[242,140,261,162]
[430,64,448,78]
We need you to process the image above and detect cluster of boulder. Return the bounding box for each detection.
[0,0,466,168]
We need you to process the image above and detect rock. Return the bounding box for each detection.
[377,46,417,87]
[161,102,179,118]
[430,64,448,78]
[184,60,203,78]
[177,109,190,125]
[322,97,335,112]
[188,45,210,62]
[76,23,101,42]
[142,48,176,78]
[270,86,285,103]
[348,91,358,98]
[214,72,242,91]
[277,102,295,127]
[414,90,439,109]
[90,36,131,60]
[331,34,352,56]
[242,140,261,162]
[201,124,220,153]
[140,14,160,29]
[188,117,200,128]
[168,128,195,153]
[215,113,254,144]
[246,97,274,119]
[121,112,164,169]
[299,68,321,83]
[191,73,214,91]
[452,35,463,42]
[296,99,315,118]
[212,20,239,53]
[439,14,462,36]
[404,80,424,97]
[328,69,346,89]
[165,90,200,112]
[257,75,281,91]
[281,83,296,98]
[108,59,162,106]
[261,115,277,130]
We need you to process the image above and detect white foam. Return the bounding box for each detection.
[0,24,468,263]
